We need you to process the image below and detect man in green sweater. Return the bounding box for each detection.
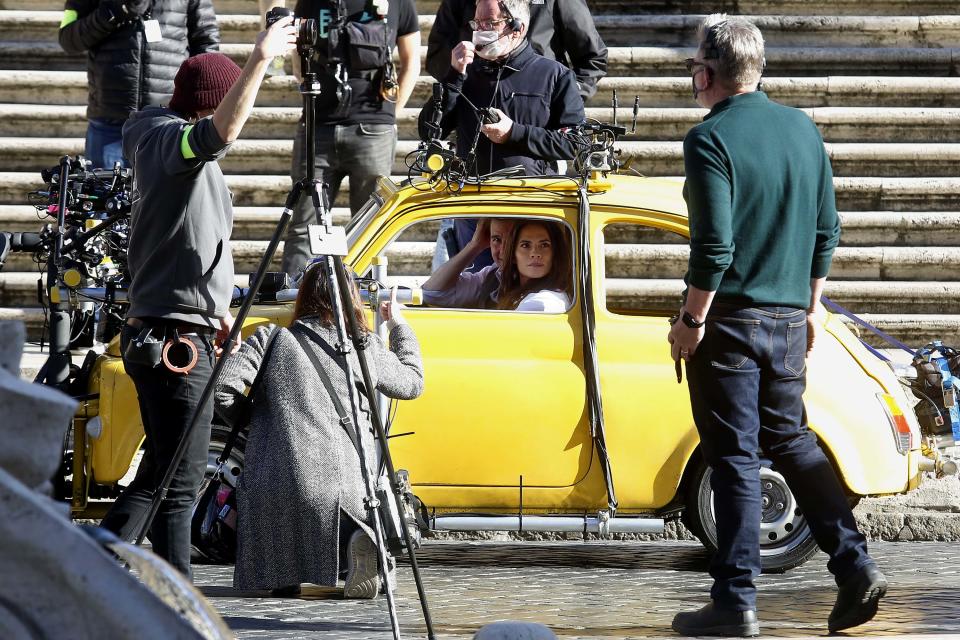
[668,14,886,637]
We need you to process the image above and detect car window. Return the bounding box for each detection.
[601,222,690,316]
[382,216,576,313]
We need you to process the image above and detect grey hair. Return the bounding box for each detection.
[697,13,765,89]
[500,0,531,30]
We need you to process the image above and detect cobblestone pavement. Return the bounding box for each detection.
[193,540,960,639]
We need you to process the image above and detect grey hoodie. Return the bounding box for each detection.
[122,106,234,327]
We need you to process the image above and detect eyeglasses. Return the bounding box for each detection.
[469,18,508,30]
[684,57,709,74]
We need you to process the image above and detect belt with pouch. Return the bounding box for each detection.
[124,317,216,374]
[126,317,217,337]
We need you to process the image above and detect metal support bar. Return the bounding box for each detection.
[433,516,665,535]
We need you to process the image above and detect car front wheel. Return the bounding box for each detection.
[682,459,821,573]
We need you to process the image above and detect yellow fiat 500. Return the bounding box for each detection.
[243,173,933,572]
[78,173,941,572]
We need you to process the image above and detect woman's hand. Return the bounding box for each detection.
[380,287,407,329]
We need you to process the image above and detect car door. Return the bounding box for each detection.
[355,203,604,512]
[591,208,700,511]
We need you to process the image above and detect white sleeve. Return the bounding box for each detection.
[515,290,570,313]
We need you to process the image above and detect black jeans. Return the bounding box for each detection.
[281,121,397,278]
[685,305,872,611]
[100,324,216,579]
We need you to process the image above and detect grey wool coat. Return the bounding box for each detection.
[214,318,424,591]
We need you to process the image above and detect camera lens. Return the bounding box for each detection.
[297,17,319,48]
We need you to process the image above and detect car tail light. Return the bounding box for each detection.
[877,393,912,454]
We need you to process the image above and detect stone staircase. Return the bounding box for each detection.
[1,0,959,346]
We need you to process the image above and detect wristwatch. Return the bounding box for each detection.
[681,311,705,329]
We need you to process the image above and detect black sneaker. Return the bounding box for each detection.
[828,564,887,633]
[270,584,302,598]
[671,603,760,637]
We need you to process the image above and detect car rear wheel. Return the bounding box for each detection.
[206,420,245,490]
[191,420,246,564]
[682,459,820,573]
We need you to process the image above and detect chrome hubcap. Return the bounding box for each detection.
[705,466,809,554]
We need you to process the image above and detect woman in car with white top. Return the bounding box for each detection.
[497,219,573,312]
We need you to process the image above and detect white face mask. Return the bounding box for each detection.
[472,29,511,60]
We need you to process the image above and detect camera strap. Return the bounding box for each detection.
[291,327,362,459]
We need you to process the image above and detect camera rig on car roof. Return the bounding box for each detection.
[409,86,642,193]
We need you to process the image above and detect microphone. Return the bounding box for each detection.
[475,31,510,51]
[426,82,444,139]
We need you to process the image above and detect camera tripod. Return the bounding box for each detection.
[134,59,435,640]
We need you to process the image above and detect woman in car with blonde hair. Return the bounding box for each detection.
[497,219,573,312]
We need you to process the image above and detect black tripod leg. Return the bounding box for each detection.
[317,252,402,640]
[333,259,437,640]
[133,212,291,547]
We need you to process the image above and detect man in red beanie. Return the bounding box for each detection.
[99,18,297,579]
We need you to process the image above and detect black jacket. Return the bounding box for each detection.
[418,41,585,176]
[59,0,220,122]
[426,0,607,100]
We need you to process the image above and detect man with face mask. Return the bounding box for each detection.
[426,0,607,102]
[417,0,584,270]
[418,0,583,175]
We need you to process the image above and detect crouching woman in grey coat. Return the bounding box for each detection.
[215,262,424,598]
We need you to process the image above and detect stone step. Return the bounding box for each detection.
[8,0,959,16]
[4,205,959,246]
[3,71,959,108]
[602,245,960,282]
[6,136,960,178]
[6,240,957,281]
[2,103,958,144]
[604,279,960,315]
[3,171,959,211]
[619,141,960,178]
[593,15,960,48]
[5,40,958,78]
[9,11,960,49]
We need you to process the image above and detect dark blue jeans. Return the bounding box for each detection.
[100,324,216,579]
[84,118,127,169]
[282,121,396,277]
[686,305,872,611]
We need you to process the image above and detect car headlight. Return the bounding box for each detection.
[877,393,913,455]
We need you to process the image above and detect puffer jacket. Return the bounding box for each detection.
[59,0,220,122]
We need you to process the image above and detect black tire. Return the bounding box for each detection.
[206,420,246,490]
[682,458,820,573]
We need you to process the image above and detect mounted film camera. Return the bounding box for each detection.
[1,156,133,349]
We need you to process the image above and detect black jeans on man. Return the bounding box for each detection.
[100,323,216,579]
[281,121,397,278]
[685,305,873,611]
